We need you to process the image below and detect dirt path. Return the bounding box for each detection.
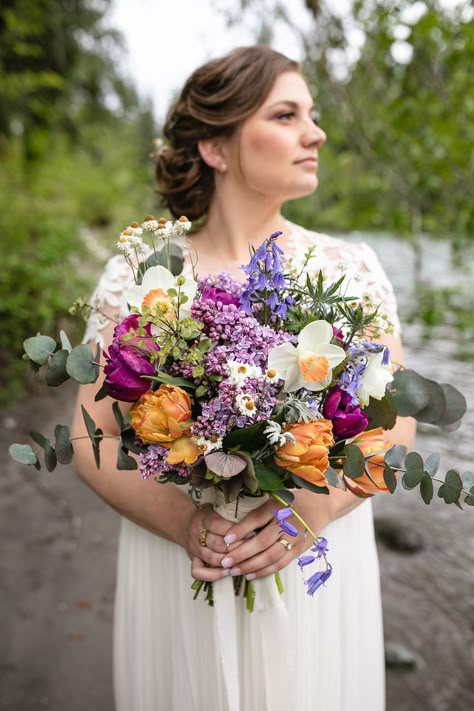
[1,340,473,711]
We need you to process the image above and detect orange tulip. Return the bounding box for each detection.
[274,419,334,487]
[344,427,395,496]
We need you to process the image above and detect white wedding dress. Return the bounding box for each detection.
[85,222,401,711]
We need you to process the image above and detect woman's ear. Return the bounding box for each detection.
[198,138,228,173]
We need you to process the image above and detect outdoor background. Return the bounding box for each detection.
[1,1,473,709]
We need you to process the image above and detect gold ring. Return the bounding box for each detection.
[199,529,208,548]
[279,538,293,551]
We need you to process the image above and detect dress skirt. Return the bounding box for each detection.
[113,499,385,711]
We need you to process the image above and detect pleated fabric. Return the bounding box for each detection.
[113,499,385,711]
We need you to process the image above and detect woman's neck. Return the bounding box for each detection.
[191,185,290,264]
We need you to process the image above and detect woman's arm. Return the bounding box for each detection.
[71,317,234,582]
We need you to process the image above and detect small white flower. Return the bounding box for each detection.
[227,361,262,385]
[127,225,143,238]
[193,436,223,455]
[172,217,192,236]
[356,351,393,407]
[235,392,257,418]
[154,221,173,240]
[142,219,160,232]
[264,367,280,384]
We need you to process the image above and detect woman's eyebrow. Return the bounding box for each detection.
[266,99,316,112]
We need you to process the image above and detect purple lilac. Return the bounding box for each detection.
[138,444,195,480]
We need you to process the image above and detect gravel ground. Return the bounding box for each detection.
[1,339,473,711]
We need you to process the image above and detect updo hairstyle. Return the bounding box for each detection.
[155,46,299,220]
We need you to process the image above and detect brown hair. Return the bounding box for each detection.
[155,46,299,220]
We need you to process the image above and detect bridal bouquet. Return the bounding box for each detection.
[10,216,472,610]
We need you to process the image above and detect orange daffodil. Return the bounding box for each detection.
[124,265,197,322]
[267,320,346,392]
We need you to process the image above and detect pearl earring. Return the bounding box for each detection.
[219,163,228,173]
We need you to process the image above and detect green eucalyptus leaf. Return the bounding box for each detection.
[424,452,440,477]
[23,335,57,365]
[438,469,463,504]
[405,451,424,472]
[81,406,97,443]
[384,444,407,469]
[325,466,342,488]
[363,390,397,430]
[223,422,266,450]
[54,425,74,464]
[9,443,38,466]
[59,330,73,353]
[461,471,474,490]
[383,464,397,493]
[30,431,57,471]
[464,485,474,506]
[120,427,148,454]
[94,380,109,401]
[66,344,99,384]
[391,369,431,416]
[438,384,467,426]
[420,473,434,504]
[45,349,70,386]
[117,445,137,470]
[414,379,446,424]
[112,401,126,431]
[272,489,295,505]
[343,444,366,479]
[291,472,329,495]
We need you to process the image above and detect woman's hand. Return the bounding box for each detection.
[214,491,332,581]
[184,504,242,582]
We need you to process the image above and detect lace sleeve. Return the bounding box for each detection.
[82,254,134,347]
[286,223,402,338]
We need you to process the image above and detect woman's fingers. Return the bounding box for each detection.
[223,500,279,545]
[219,520,282,570]
[191,556,231,582]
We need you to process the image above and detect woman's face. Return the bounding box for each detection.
[227,71,326,203]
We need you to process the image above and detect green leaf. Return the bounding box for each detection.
[402,452,424,489]
[55,425,74,464]
[383,464,397,493]
[59,330,73,353]
[223,422,266,450]
[23,335,57,365]
[120,427,148,454]
[94,380,109,401]
[81,406,97,443]
[438,383,467,426]
[464,485,474,506]
[438,470,463,504]
[66,344,99,384]
[291,472,329,495]
[420,473,434,504]
[391,369,431,416]
[325,466,342,488]
[384,444,407,469]
[343,444,366,479]
[405,451,424,472]
[30,431,57,471]
[117,445,137,470]
[9,443,38,466]
[112,401,126,431]
[461,471,474,490]
[253,462,286,491]
[272,489,295,505]
[147,372,197,389]
[363,390,397,430]
[424,452,440,477]
[45,349,70,386]
[414,379,446,425]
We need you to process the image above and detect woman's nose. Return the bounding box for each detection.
[302,123,326,148]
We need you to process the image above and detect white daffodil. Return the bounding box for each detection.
[267,320,346,393]
[356,351,393,407]
[124,265,197,320]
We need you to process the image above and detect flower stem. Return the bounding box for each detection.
[271,492,319,541]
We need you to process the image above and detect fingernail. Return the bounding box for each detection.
[246,573,256,581]
[224,533,238,545]
[244,531,256,540]
[221,556,234,568]
[222,568,231,576]
[230,567,242,576]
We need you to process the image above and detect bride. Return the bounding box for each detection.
[72,45,415,711]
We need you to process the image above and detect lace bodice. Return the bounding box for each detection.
[82,221,401,347]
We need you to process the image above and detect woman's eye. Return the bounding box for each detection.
[276,112,295,121]
[312,112,321,125]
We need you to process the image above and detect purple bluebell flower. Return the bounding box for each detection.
[273,507,299,537]
[311,537,329,559]
[323,385,369,439]
[297,555,316,569]
[305,564,333,596]
[240,232,294,322]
